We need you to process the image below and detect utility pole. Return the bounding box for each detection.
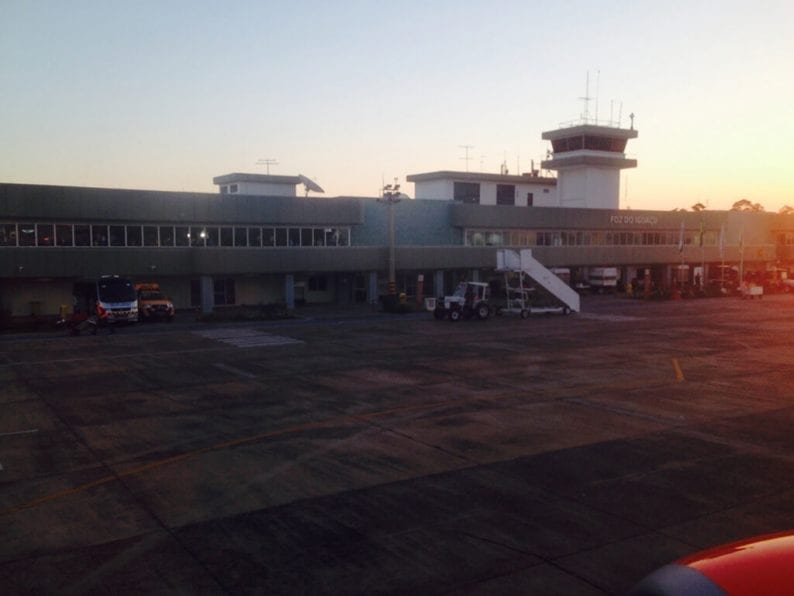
[378,178,402,295]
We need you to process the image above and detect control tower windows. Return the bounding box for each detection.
[551,136,628,154]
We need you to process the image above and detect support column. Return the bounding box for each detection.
[285,274,295,311]
[434,270,445,298]
[368,271,379,304]
[470,269,480,282]
[200,275,214,315]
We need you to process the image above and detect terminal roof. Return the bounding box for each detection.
[407,170,557,186]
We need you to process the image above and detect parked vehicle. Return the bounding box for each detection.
[71,276,138,324]
[95,276,138,323]
[429,281,491,321]
[135,283,175,322]
[588,267,618,293]
[59,276,138,334]
[740,282,764,300]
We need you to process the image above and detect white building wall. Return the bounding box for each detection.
[413,180,452,200]
[414,178,558,206]
[557,167,619,209]
[584,168,620,209]
[558,169,588,208]
[519,182,558,207]
[234,182,297,197]
[480,182,496,205]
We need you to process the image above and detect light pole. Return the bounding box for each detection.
[378,180,401,295]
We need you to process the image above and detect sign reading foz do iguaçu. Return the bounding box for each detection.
[609,215,659,225]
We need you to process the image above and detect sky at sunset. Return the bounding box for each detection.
[1,1,792,212]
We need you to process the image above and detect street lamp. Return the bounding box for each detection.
[378,180,402,295]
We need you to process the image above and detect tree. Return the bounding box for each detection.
[731,198,765,212]
[691,202,706,212]
[779,205,794,215]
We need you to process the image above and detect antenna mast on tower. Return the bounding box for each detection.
[594,70,600,124]
[256,158,279,175]
[579,72,593,124]
[459,145,474,172]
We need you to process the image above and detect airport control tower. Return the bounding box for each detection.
[541,116,637,210]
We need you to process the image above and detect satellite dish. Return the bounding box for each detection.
[298,175,324,195]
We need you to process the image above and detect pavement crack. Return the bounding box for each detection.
[350,414,478,465]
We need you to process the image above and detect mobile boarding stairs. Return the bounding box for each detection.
[495,249,580,315]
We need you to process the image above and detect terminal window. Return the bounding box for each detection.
[214,278,236,306]
[496,184,515,206]
[110,225,126,247]
[144,226,158,247]
[175,226,189,247]
[308,276,328,292]
[263,228,275,246]
[127,226,142,246]
[75,225,90,246]
[160,226,175,246]
[454,182,480,204]
[37,224,54,246]
[57,224,73,246]
[0,224,17,246]
[91,225,108,246]
[19,223,36,246]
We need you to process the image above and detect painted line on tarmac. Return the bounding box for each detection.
[672,358,685,382]
[213,363,257,379]
[577,313,644,322]
[0,428,39,438]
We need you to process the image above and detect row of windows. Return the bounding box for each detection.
[453,182,544,206]
[550,135,628,154]
[778,233,794,246]
[0,223,351,248]
[466,229,719,248]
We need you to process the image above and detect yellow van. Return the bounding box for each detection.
[135,283,175,322]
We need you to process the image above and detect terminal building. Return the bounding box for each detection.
[0,118,791,319]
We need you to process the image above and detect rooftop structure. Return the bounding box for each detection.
[541,122,638,209]
[213,173,324,197]
[407,170,557,207]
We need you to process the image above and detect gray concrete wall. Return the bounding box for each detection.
[0,183,364,226]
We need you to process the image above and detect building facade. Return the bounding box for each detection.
[2,117,791,318]
[0,178,790,319]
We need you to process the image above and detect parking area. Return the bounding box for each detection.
[2,295,794,594]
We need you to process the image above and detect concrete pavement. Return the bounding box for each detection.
[2,294,794,594]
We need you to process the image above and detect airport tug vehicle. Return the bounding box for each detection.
[429,281,491,321]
